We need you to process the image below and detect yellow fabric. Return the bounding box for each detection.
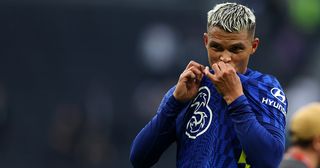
[238,150,251,168]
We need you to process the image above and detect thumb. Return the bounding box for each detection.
[204,66,215,80]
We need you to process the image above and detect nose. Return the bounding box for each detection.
[219,52,231,63]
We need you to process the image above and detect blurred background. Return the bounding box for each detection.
[0,0,320,167]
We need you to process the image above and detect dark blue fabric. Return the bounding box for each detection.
[130,68,287,168]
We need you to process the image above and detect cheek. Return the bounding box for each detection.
[233,55,250,67]
[207,51,219,64]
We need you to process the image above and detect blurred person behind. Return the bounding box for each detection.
[280,103,320,168]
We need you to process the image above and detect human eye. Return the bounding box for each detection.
[230,45,244,53]
[210,43,223,51]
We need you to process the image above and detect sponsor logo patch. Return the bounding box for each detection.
[185,86,212,139]
[261,87,286,116]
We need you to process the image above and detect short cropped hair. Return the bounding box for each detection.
[207,2,256,36]
[290,102,320,147]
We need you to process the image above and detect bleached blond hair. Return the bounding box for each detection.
[207,2,256,36]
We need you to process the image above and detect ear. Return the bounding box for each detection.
[251,37,259,54]
[203,33,209,48]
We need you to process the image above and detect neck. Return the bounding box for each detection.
[287,146,318,168]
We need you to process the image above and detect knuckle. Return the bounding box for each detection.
[189,60,195,66]
[228,68,235,74]
[181,70,189,77]
[190,67,200,74]
[216,74,223,80]
[188,67,195,73]
[186,70,194,76]
[225,69,231,74]
[222,72,228,78]
[179,73,185,79]
[184,70,191,75]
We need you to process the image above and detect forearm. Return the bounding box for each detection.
[228,95,284,168]
[130,92,186,167]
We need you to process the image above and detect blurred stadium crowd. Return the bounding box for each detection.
[0,0,320,167]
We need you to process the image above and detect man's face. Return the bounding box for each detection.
[203,26,259,74]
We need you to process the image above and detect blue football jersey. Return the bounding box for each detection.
[130,68,287,168]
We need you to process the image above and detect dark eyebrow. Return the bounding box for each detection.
[230,43,245,49]
[209,41,222,46]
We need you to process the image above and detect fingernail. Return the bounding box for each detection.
[204,67,208,75]
[205,66,209,71]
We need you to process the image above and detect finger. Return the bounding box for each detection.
[188,66,204,81]
[188,66,202,76]
[185,60,204,71]
[203,66,210,76]
[180,69,196,82]
[217,61,227,71]
[211,63,221,75]
[185,61,205,81]
[204,66,215,81]
[224,63,236,74]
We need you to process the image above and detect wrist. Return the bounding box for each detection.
[224,93,244,105]
[167,94,188,109]
[173,91,181,102]
[173,91,186,103]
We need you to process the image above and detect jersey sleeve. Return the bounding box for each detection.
[130,86,187,167]
[227,74,287,168]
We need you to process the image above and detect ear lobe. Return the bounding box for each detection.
[251,37,259,54]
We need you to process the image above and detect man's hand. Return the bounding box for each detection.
[204,61,244,105]
[173,61,205,103]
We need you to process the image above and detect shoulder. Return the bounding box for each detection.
[242,69,288,115]
[246,69,281,86]
[243,68,283,90]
